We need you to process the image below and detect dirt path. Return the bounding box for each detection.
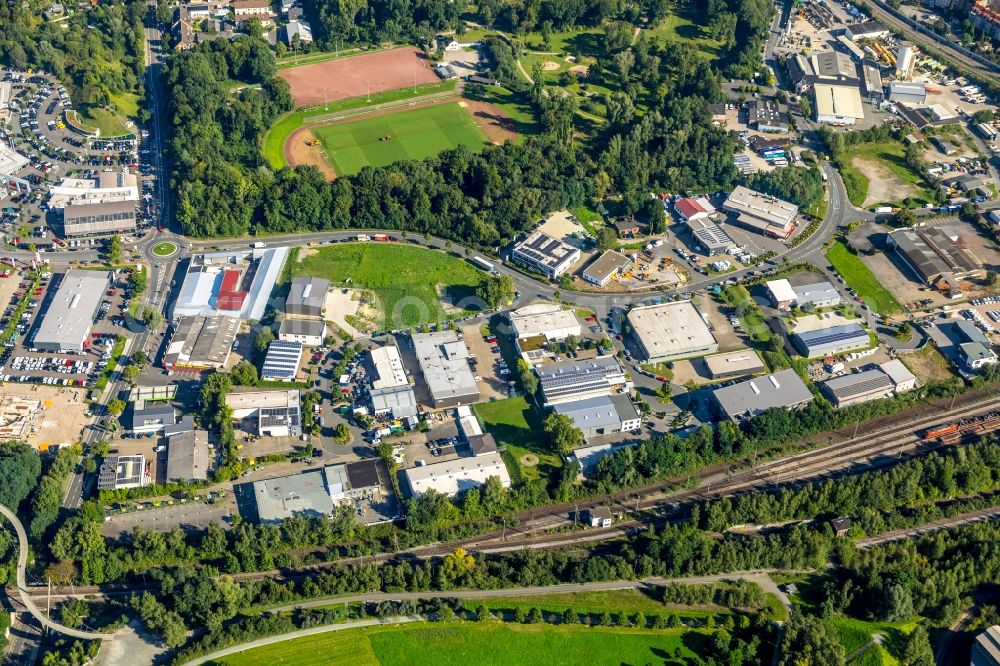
[285,128,337,180]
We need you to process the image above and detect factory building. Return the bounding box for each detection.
[412,331,480,408]
[722,186,798,239]
[552,394,642,438]
[703,350,767,380]
[536,356,627,405]
[285,276,329,318]
[793,323,871,358]
[712,369,814,421]
[171,248,288,321]
[163,315,239,373]
[225,389,302,437]
[627,301,718,363]
[511,231,581,279]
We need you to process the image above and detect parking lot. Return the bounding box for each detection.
[461,323,515,401]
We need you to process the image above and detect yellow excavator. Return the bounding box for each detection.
[305,139,321,146]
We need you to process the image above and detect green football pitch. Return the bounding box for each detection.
[313,102,489,176]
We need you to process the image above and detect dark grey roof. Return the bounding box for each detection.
[795,323,869,349]
[261,340,302,380]
[956,320,991,346]
[130,404,176,430]
[279,318,326,337]
[468,433,498,456]
[713,369,814,420]
[346,459,380,490]
[286,276,329,313]
[166,430,210,482]
[821,369,893,401]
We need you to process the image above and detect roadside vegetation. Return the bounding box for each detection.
[825,241,903,315]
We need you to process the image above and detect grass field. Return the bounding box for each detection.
[825,241,903,315]
[151,242,177,257]
[295,243,485,328]
[79,105,131,137]
[473,396,559,484]
[841,141,933,208]
[312,102,488,176]
[839,161,869,208]
[262,81,458,168]
[463,85,539,138]
[219,622,710,666]
[824,616,917,664]
[474,589,668,616]
[647,7,723,58]
[276,47,365,70]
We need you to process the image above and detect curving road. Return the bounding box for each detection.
[0,503,114,641]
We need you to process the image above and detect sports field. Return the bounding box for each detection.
[217,622,709,666]
[312,102,488,176]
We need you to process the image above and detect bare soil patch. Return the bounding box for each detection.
[542,61,560,71]
[899,345,954,383]
[286,127,336,181]
[852,156,919,206]
[457,98,520,145]
[1,384,90,450]
[278,47,439,107]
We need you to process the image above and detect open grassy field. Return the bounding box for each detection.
[463,85,539,138]
[295,243,486,328]
[79,105,131,137]
[647,7,723,58]
[825,241,903,315]
[262,81,457,169]
[842,141,933,208]
[473,396,559,484]
[312,102,488,176]
[475,589,668,616]
[220,622,711,666]
[824,616,917,663]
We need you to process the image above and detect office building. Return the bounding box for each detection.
[166,430,210,482]
[537,356,626,405]
[511,231,581,279]
[712,369,814,421]
[48,172,139,209]
[278,318,326,346]
[33,270,110,352]
[552,394,641,438]
[412,331,480,408]
[767,279,841,309]
[163,315,239,373]
[722,186,798,238]
[285,276,329,318]
[793,323,871,358]
[627,301,718,362]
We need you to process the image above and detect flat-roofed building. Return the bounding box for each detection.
[703,350,767,380]
[49,173,139,209]
[33,270,110,352]
[225,388,301,437]
[553,393,641,438]
[889,81,927,105]
[412,330,480,408]
[172,248,288,321]
[511,231,581,279]
[582,251,632,287]
[722,186,798,239]
[814,84,865,125]
[861,60,885,104]
[166,430,210,482]
[880,359,916,392]
[766,278,798,309]
[820,368,895,407]
[835,34,866,60]
[129,404,177,434]
[845,20,889,41]
[61,199,137,236]
[748,99,788,132]
[163,315,238,373]
[793,281,841,308]
[285,276,329,318]
[97,454,149,490]
[402,450,511,497]
[509,303,581,342]
[712,369,814,421]
[278,318,326,346]
[687,217,736,255]
[793,323,871,358]
[887,227,983,285]
[537,356,626,405]
[627,301,718,363]
[260,340,303,381]
[366,345,417,419]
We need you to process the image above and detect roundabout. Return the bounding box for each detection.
[151,241,178,257]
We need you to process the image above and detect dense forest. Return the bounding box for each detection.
[165,0,775,241]
[0,0,147,116]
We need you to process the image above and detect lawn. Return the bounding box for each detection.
[841,141,933,208]
[262,81,458,168]
[521,27,606,55]
[474,589,668,616]
[824,616,917,663]
[312,102,487,176]
[151,242,177,257]
[647,7,723,58]
[78,105,131,138]
[219,622,712,666]
[473,396,560,484]
[825,241,903,315]
[462,85,539,138]
[295,243,486,328]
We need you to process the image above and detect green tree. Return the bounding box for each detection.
[0,444,42,510]
[516,359,538,396]
[106,399,125,417]
[122,364,140,384]
[142,307,164,330]
[899,624,934,666]
[375,440,394,461]
[108,236,123,265]
[543,412,584,455]
[230,359,258,386]
[333,422,352,446]
[477,274,515,309]
[526,607,543,624]
[895,208,917,227]
[254,327,275,353]
[596,227,618,251]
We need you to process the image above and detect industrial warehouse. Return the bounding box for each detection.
[32,270,110,352]
[793,323,871,358]
[162,315,239,373]
[721,186,799,239]
[412,330,480,408]
[511,231,581,279]
[626,301,718,363]
[171,247,288,321]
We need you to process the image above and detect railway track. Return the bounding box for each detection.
[18,395,1000,605]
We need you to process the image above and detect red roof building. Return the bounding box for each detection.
[674,197,715,223]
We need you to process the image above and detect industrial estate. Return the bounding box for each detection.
[3,0,1000,664]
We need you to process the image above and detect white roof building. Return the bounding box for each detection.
[412,331,480,408]
[814,84,865,125]
[48,173,139,209]
[722,186,798,239]
[511,231,581,279]
[627,301,718,362]
[508,303,581,342]
[402,451,511,497]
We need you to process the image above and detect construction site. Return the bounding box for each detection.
[0,384,91,450]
